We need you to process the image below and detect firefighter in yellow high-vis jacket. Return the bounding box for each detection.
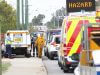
[35,34,45,58]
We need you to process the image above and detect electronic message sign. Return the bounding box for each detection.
[66,0,95,13]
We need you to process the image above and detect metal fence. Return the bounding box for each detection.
[80,66,96,75]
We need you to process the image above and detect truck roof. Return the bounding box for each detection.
[7,30,29,34]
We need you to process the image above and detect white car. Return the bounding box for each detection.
[46,35,61,60]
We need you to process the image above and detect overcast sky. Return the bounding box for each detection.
[6,0,66,23]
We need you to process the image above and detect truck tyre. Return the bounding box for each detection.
[25,51,31,58]
[50,56,54,60]
[49,53,54,60]
[25,53,31,58]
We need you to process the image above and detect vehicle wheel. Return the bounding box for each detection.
[44,52,46,56]
[60,66,63,69]
[58,60,61,67]
[25,53,31,58]
[50,56,54,60]
[49,53,54,60]
[25,51,31,58]
[4,53,8,58]
[63,65,69,73]
[63,69,68,73]
[62,62,69,73]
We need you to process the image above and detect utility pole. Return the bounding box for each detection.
[53,14,55,28]
[25,0,28,30]
[16,0,20,30]
[22,0,24,29]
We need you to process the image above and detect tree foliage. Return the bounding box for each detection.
[46,7,66,29]
[0,1,16,33]
[32,14,45,25]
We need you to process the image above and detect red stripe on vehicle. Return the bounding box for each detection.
[65,21,72,33]
[67,21,72,30]
[66,20,83,55]
[96,19,100,23]
[76,45,82,53]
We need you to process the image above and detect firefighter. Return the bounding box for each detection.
[5,33,13,58]
[35,33,45,58]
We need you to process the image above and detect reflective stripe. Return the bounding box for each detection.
[67,19,79,43]
[66,16,99,56]
[5,40,12,44]
[68,31,81,56]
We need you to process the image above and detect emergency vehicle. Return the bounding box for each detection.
[79,23,100,75]
[5,30,31,57]
[58,16,100,72]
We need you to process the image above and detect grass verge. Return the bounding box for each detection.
[2,62,11,73]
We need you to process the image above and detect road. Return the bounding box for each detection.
[42,56,74,75]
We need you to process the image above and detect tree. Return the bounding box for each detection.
[45,7,66,29]
[0,1,16,33]
[32,14,45,25]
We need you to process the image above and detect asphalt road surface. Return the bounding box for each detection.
[42,56,74,75]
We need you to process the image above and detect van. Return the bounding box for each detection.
[58,16,100,72]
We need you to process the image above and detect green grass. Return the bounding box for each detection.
[2,62,11,73]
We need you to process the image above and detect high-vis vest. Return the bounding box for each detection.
[5,37,12,45]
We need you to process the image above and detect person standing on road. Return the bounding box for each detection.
[31,35,38,57]
[1,42,5,57]
[35,34,45,58]
[5,33,13,59]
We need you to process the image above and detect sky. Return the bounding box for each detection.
[6,0,66,23]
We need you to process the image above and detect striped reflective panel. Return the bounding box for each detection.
[66,18,80,44]
[66,17,98,56]
[67,20,83,56]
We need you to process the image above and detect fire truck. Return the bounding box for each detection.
[58,16,100,72]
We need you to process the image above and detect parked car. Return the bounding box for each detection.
[46,35,61,60]
[44,29,61,57]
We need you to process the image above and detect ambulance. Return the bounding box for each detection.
[58,16,100,72]
[5,30,31,57]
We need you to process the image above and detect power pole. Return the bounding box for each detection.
[16,0,20,30]
[25,0,28,30]
[22,0,24,29]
